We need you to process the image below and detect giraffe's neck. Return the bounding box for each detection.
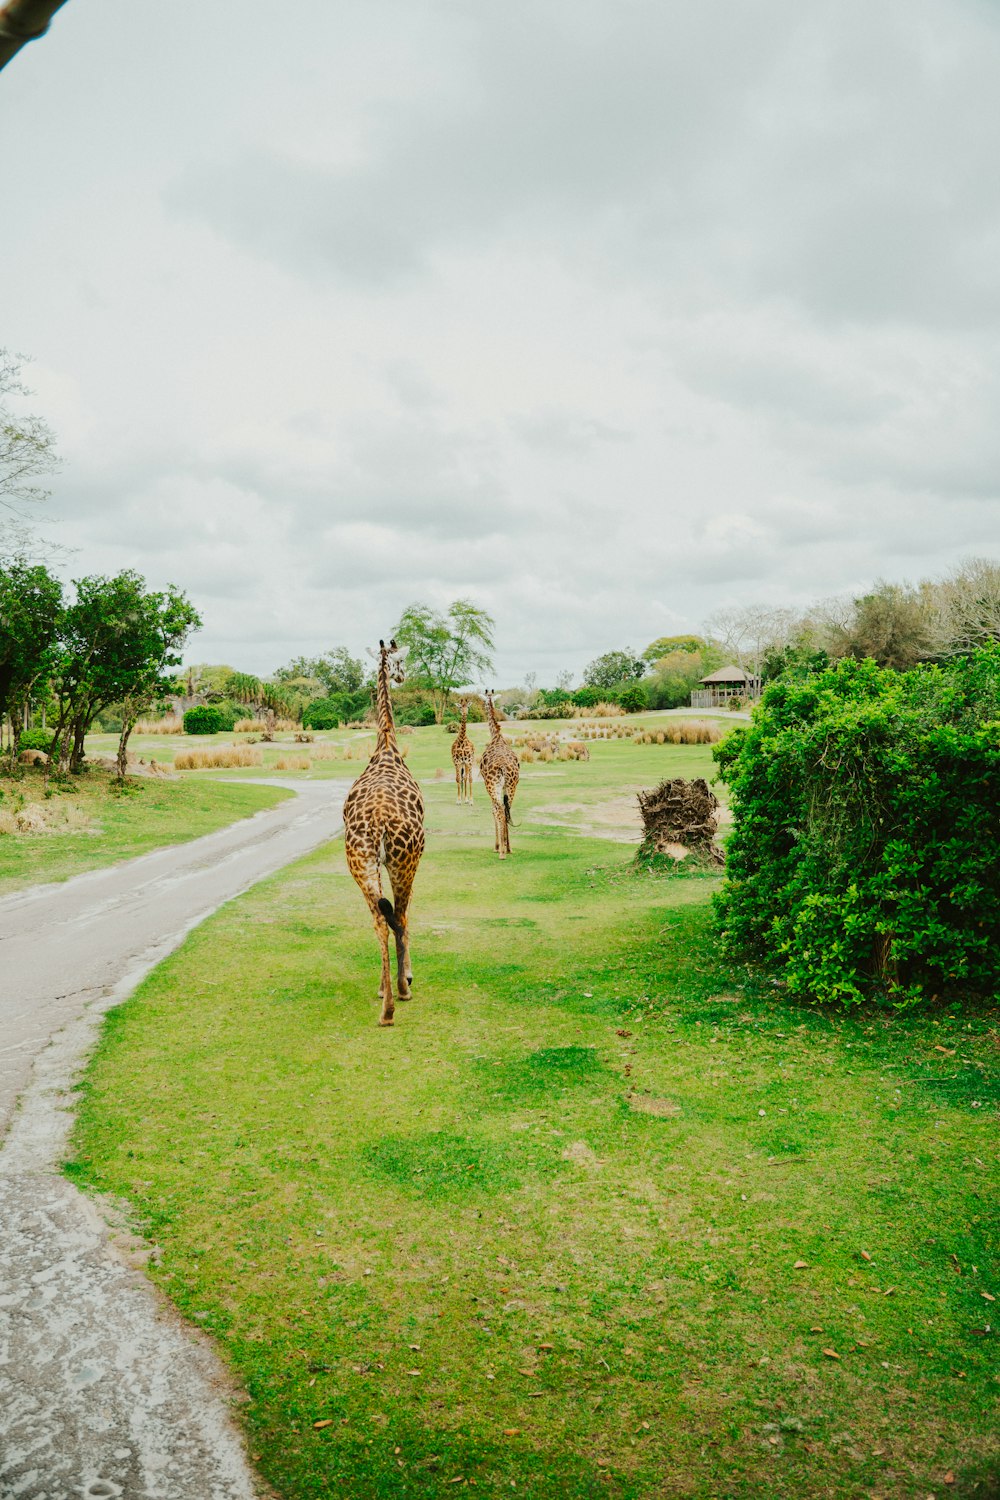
[486,697,502,742]
[458,703,468,738]
[375,656,398,753]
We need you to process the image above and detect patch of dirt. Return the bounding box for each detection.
[561,1141,603,1169]
[0,802,97,838]
[626,1093,683,1118]
[528,797,643,844]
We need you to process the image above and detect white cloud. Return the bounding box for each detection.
[2,0,998,682]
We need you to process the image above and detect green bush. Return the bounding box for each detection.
[618,684,647,713]
[713,648,1000,1007]
[570,686,601,708]
[183,705,222,735]
[18,728,53,754]
[395,701,436,727]
[302,690,371,731]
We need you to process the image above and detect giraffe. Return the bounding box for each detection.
[477,689,520,858]
[342,639,425,1025]
[450,698,474,804]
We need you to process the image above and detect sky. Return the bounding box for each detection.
[3,0,999,685]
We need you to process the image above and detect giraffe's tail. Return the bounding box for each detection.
[503,793,515,828]
[378,896,402,934]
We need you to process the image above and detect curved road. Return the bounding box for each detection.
[0,778,350,1500]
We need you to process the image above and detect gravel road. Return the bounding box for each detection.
[0,778,350,1500]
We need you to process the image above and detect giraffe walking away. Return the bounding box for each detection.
[478,689,520,858]
[451,698,474,804]
[342,639,425,1025]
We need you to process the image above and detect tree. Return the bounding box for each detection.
[113,586,201,777]
[830,581,936,671]
[273,647,365,696]
[643,648,713,709]
[935,557,1000,657]
[703,605,795,682]
[393,599,495,723]
[641,634,707,664]
[0,557,62,750]
[0,350,60,560]
[582,649,644,693]
[51,571,199,774]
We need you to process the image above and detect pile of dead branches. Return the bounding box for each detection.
[636,777,724,866]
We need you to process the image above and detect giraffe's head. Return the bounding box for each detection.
[375,638,408,686]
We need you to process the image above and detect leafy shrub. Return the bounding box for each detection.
[18,729,53,754]
[183,706,222,735]
[570,686,601,708]
[303,690,371,730]
[618,684,647,713]
[532,701,575,720]
[713,648,1000,1007]
[444,721,459,734]
[395,701,436,727]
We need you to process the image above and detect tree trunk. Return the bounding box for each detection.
[70,717,86,773]
[56,727,72,775]
[116,719,136,780]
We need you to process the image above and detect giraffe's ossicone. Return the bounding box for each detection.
[342,639,425,1025]
[477,689,520,858]
[451,698,475,804]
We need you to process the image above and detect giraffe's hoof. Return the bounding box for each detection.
[379,1017,395,1027]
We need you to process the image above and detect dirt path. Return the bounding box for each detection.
[0,778,350,1499]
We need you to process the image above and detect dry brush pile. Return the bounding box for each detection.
[636,777,725,866]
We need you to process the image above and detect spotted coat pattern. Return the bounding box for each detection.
[477,690,520,858]
[450,698,474,804]
[342,642,425,1024]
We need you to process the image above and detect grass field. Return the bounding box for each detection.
[67,723,999,1499]
[0,763,293,897]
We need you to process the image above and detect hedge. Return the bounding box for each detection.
[713,647,1000,1007]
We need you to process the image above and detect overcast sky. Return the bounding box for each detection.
[4,0,999,683]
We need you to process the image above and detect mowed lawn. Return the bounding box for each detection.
[68,727,999,1499]
[0,765,292,896]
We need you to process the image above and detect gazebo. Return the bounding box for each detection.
[690,667,760,709]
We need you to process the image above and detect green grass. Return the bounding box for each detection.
[67,729,999,1498]
[0,763,292,895]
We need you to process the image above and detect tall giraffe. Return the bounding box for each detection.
[450,698,474,804]
[477,689,520,858]
[342,639,425,1025]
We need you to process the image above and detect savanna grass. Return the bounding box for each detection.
[68,730,999,1500]
[0,764,292,894]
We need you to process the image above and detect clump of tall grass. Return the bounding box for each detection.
[135,716,184,735]
[173,746,264,770]
[274,755,311,771]
[576,721,639,740]
[633,721,722,745]
[516,733,590,764]
[571,701,624,717]
[294,731,314,743]
[234,718,300,735]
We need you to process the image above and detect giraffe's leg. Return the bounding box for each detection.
[467,760,474,802]
[385,855,418,1000]
[454,761,462,803]
[346,846,395,1023]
